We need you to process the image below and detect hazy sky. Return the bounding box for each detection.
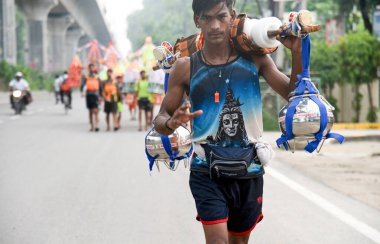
[99,0,143,56]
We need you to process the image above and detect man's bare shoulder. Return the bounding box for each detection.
[170,56,191,85]
[250,54,274,75]
[173,56,190,69]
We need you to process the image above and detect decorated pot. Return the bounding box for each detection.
[145,126,192,160]
[278,93,335,139]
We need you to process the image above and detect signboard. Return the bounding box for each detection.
[374,7,380,41]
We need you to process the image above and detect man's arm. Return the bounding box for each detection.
[24,80,30,91]
[80,76,86,93]
[98,78,103,97]
[154,57,202,135]
[254,38,302,101]
[8,80,13,92]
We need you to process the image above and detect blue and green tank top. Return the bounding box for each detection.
[189,51,263,163]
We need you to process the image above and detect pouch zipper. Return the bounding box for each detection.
[210,151,248,168]
[210,150,253,163]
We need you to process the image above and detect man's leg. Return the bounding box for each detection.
[228,233,251,244]
[60,91,64,104]
[112,112,119,130]
[10,94,14,108]
[106,113,110,131]
[89,109,94,131]
[68,92,72,108]
[202,223,229,244]
[118,112,122,125]
[55,91,59,104]
[138,109,142,131]
[94,108,99,131]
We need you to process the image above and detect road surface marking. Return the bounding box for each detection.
[267,167,380,244]
[37,108,44,112]
[0,120,3,124]
[10,115,20,120]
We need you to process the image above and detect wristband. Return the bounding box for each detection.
[165,118,174,131]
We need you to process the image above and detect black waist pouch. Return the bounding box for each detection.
[201,143,262,179]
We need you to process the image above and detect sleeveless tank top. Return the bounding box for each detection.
[189,51,263,156]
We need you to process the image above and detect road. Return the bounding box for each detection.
[1,91,380,244]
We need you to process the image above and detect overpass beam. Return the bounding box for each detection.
[0,0,17,64]
[47,15,73,72]
[65,27,83,68]
[16,0,58,71]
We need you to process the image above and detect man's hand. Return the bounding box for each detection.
[276,27,302,53]
[167,101,203,130]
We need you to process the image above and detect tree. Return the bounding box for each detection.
[310,40,342,119]
[338,30,380,122]
[127,0,197,51]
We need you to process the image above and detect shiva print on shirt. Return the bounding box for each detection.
[190,55,263,149]
[206,86,250,147]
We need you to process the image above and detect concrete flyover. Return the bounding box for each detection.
[0,0,112,72]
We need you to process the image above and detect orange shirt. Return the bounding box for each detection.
[103,81,117,102]
[86,75,100,91]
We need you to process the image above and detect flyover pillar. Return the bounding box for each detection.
[0,0,17,64]
[47,15,73,72]
[65,27,83,68]
[16,0,58,71]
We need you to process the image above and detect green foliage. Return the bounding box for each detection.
[127,0,197,50]
[338,30,380,122]
[235,0,265,18]
[0,61,54,91]
[311,40,341,91]
[339,30,380,87]
[327,96,340,122]
[352,91,363,123]
[367,106,378,122]
[263,109,279,131]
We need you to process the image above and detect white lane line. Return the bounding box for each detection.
[267,167,380,244]
[0,120,3,124]
[37,108,44,112]
[10,115,20,120]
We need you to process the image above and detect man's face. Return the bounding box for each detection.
[195,2,235,45]
[89,66,96,73]
[222,113,239,137]
[15,76,21,81]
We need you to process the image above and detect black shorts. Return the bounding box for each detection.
[86,94,99,109]
[138,98,152,111]
[104,101,117,113]
[189,171,264,236]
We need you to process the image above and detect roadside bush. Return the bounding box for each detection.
[0,60,53,91]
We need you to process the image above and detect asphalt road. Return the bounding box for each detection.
[1,91,380,244]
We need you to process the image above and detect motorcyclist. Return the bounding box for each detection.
[9,72,31,108]
[60,72,72,109]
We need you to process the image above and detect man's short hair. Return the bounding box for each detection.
[88,63,95,68]
[192,0,235,16]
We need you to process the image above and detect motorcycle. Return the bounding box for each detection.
[12,90,26,115]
